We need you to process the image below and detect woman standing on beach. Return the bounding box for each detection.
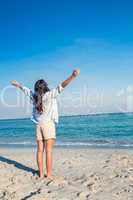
[11,69,80,178]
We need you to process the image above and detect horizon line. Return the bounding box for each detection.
[0,111,133,121]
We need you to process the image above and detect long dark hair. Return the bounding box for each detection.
[33,79,50,113]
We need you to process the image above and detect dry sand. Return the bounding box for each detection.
[0,147,133,200]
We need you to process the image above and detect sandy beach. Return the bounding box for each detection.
[0,147,133,200]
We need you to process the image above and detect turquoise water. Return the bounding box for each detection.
[0,113,133,148]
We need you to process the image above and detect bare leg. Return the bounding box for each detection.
[37,140,45,178]
[45,139,55,178]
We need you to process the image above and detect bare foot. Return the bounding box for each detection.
[46,175,55,180]
[34,175,44,180]
[35,170,44,179]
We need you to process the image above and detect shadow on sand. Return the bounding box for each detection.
[0,156,37,175]
[0,156,41,199]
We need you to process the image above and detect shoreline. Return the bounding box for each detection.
[1,146,133,154]
[1,144,133,150]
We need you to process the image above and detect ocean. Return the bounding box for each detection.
[0,113,133,148]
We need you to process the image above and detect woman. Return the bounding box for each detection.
[11,69,80,178]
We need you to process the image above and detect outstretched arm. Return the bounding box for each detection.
[10,80,23,91]
[61,69,80,88]
[10,80,33,100]
[49,69,80,98]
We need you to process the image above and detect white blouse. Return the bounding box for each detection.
[22,84,64,124]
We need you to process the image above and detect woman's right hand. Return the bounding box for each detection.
[72,69,80,77]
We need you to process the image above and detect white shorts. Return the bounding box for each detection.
[36,121,56,141]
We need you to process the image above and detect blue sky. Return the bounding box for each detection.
[0,0,133,119]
